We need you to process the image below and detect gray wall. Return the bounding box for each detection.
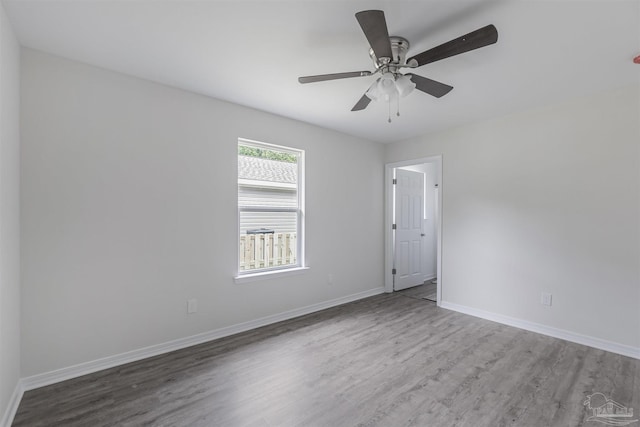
[386,84,640,350]
[0,2,21,423]
[20,49,385,377]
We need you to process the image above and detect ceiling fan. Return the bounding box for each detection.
[298,10,498,121]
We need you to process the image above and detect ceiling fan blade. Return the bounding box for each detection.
[298,71,372,84]
[351,80,379,111]
[407,74,453,98]
[351,94,372,111]
[355,10,393,60]
[408,24,498,67]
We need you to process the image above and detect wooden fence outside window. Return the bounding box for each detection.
[239,232,297,271]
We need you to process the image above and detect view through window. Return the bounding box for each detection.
[238,139,303,274]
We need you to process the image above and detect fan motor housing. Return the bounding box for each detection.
[369,36,410,72]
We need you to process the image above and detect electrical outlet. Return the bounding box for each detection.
[541,293,552,307]
[187,299,198,314]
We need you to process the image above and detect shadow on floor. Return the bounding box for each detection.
[396,280,437,302]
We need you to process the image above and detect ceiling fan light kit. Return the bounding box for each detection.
[379,73,397,95]
[395,74,416,97]
[364,73,416,122]
[298,10,498,123]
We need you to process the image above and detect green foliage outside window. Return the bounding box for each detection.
[238,145,297,163]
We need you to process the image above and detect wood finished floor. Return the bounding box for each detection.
[14,292,639,427]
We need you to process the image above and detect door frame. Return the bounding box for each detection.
[384,155,443,306]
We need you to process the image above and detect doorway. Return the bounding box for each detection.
[384,156,442,306]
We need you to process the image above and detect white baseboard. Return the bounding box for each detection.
[1,381,24,427]
[21,287,385,391]
[440,301,640,360]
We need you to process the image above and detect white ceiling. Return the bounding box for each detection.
[4,0,639,143]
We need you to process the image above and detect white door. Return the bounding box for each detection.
[394,169,425,290]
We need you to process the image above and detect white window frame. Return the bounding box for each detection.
[235,138,306,282]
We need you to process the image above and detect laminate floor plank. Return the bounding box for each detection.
[13,294,639,427]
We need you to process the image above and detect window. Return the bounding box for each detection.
[237,139,304,276]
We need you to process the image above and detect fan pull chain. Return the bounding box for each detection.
[397,95,400,117]
[388,99,392,123]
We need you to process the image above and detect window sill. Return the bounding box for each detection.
[234,266,310,284]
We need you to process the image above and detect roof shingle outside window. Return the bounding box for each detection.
[238,155,297,184]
